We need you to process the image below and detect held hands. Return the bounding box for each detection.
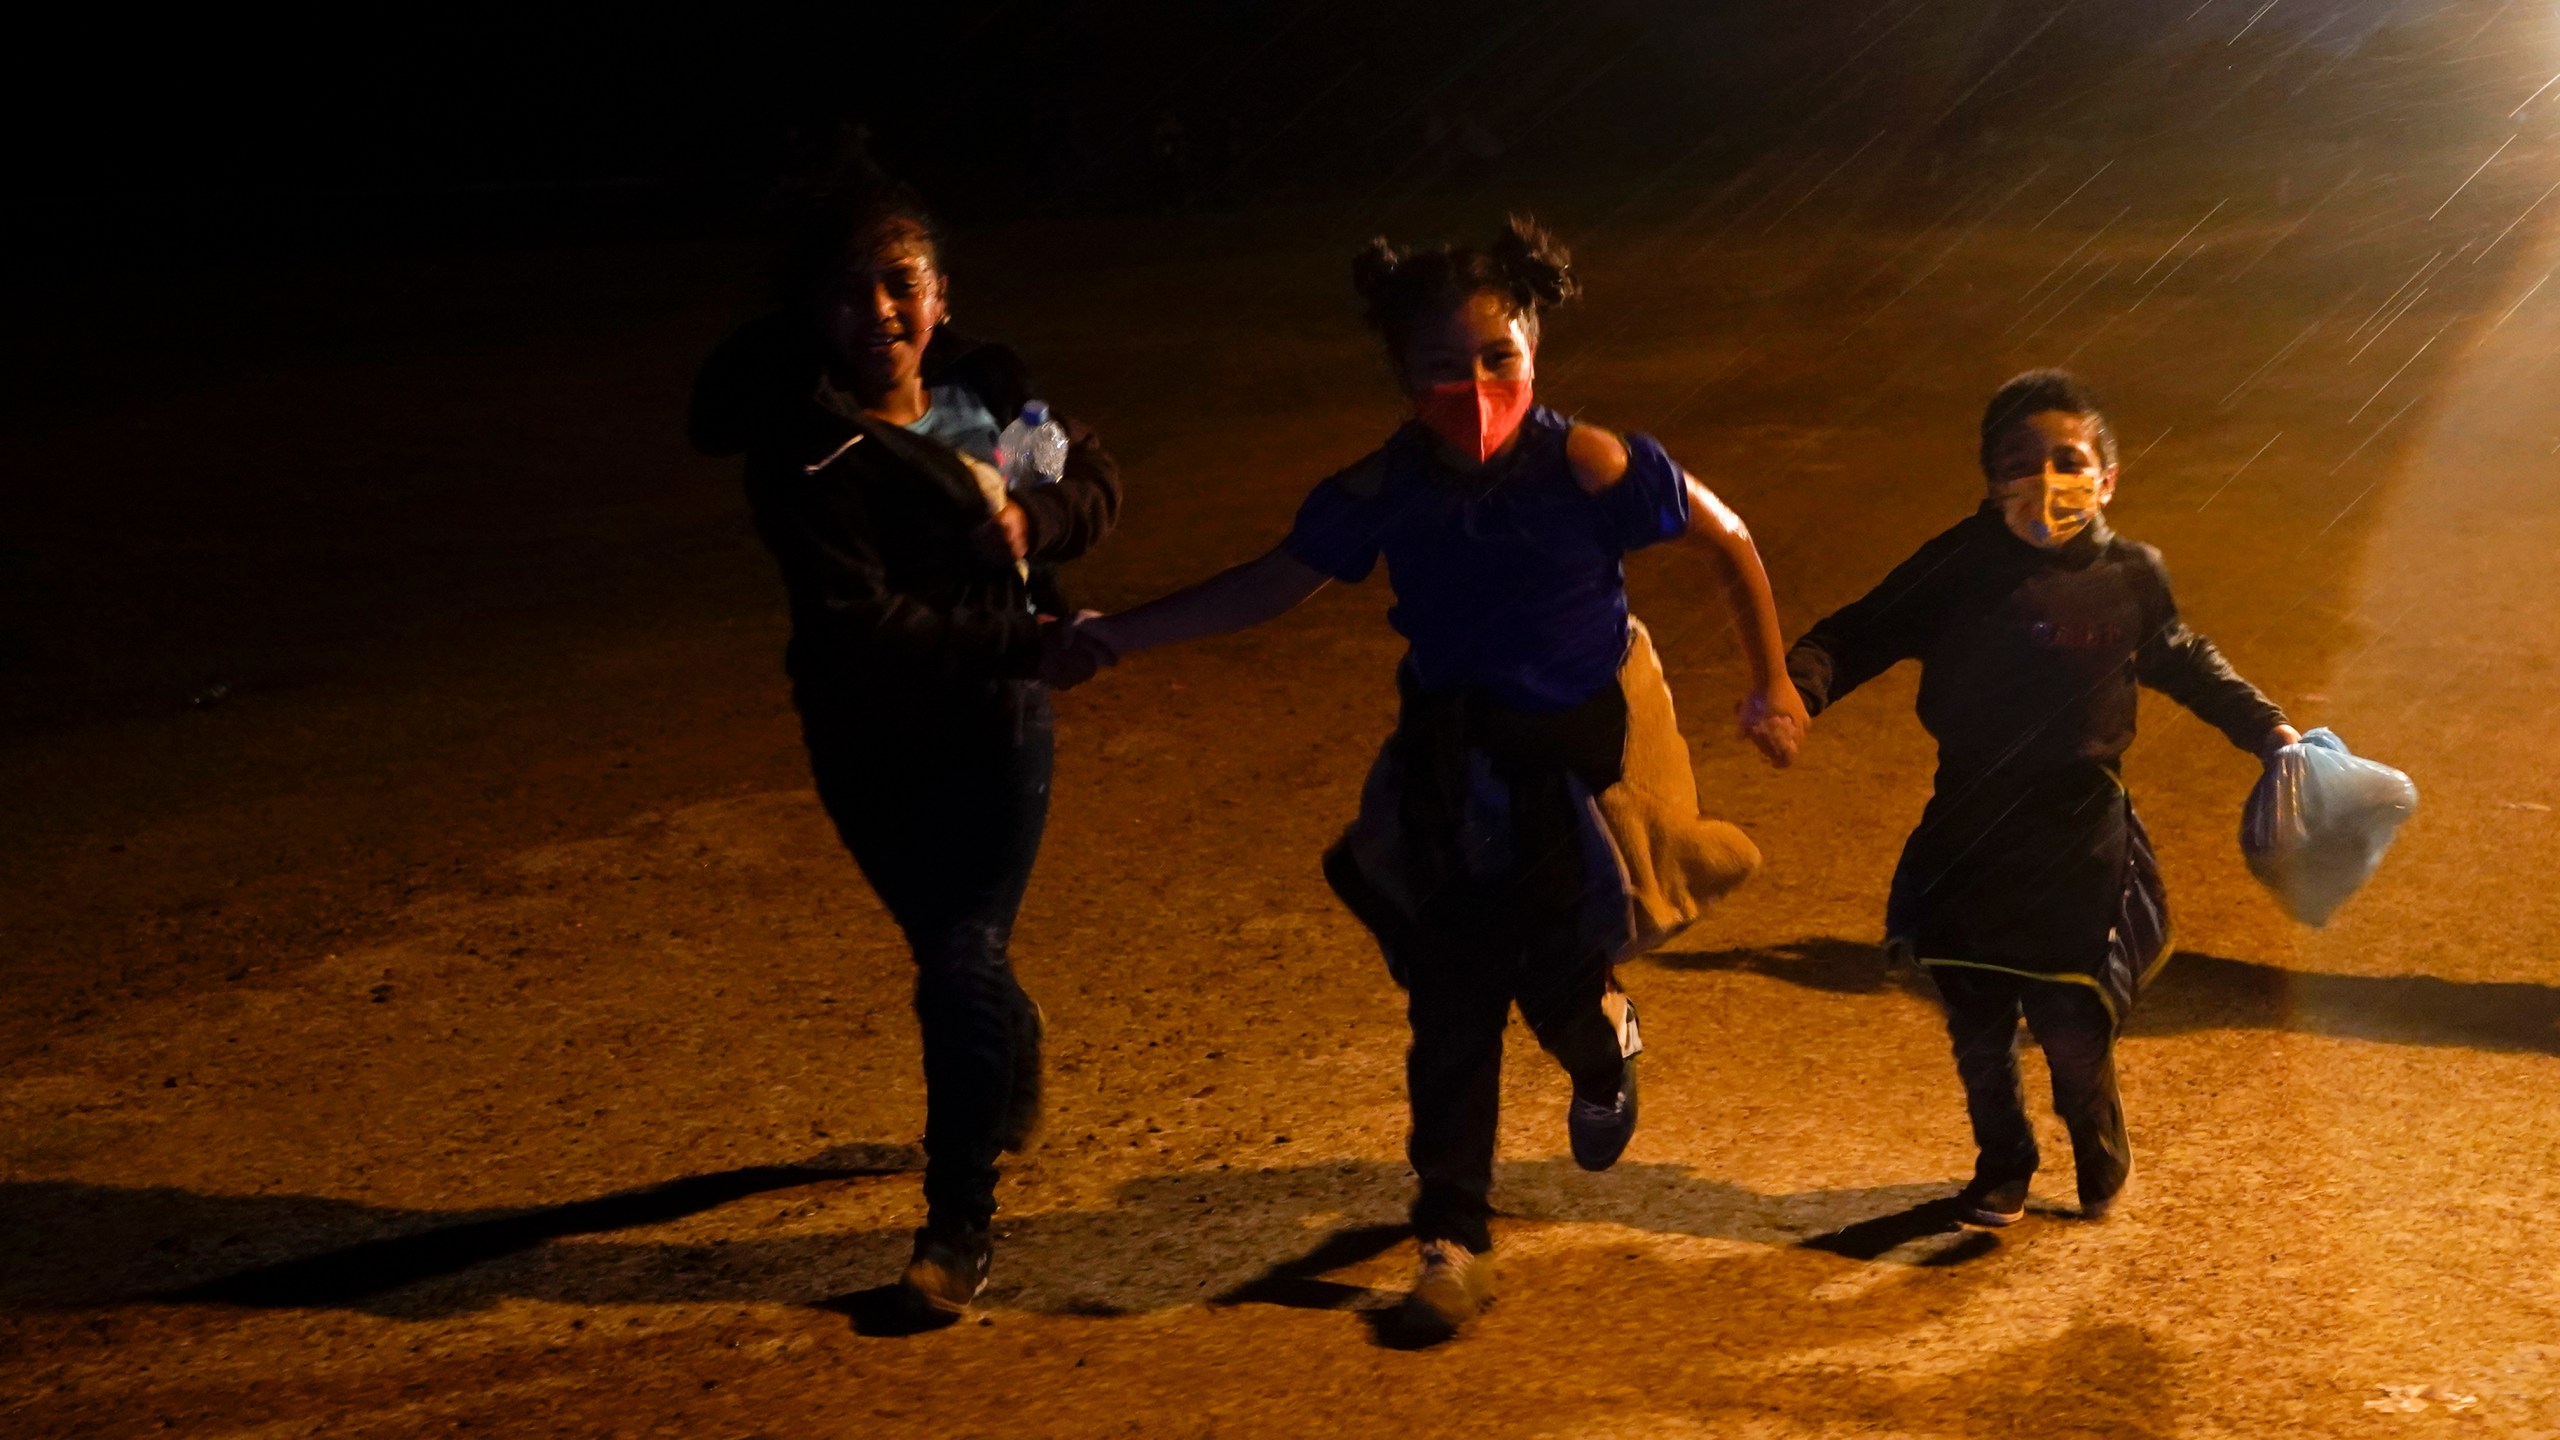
[1037,611,1121,690]
[1737,684,1810,768]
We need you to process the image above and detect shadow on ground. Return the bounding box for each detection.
[13,938,2536,1342]
[0,1174,2177,1440]
[1654,937,2560,1055]
[2,1151,2000,1325]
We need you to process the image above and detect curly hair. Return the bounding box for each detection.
[1350,214,1579,357]
[1979,368,2119,478]
[768,153,946,307]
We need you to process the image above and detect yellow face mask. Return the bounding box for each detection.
[1999,467,2104,550]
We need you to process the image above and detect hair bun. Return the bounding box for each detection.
[1349,217,1576,354]
[1490,214,1577,309]
[764,134,945,306]
[1350,236,1404,312]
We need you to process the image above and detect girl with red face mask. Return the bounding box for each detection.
[1053,216,1806,1342]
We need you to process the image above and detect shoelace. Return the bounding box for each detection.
[1570,1093,1627,1120]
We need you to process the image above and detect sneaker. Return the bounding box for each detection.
[1956,1175,2031,1228]
[998,999,1045,1154]
[1396,1239,1495,1340]
[899,1226,992,1317]
[1567,990,1642,1172]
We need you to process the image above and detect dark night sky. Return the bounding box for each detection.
[27,2,1725,193]
[16,4,2317,194]
[6,0,2463,262]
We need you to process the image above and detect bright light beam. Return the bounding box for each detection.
[2476,180,2560,265]
[2430,134,2517,222]
[2513,71,2560,119]
[2198,432,2282,510]
[2348,327,2446,423]
[2229,0,2281,45]
[2493,271,2550,329]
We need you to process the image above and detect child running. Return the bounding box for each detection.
[1783,369,2299,1227]
[690,169,1120,1320]
[1055,218,1805,1340]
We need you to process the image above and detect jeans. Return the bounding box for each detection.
[1403,917,1627,1254]
[804,685,1052,1235]
[1930,964,2130,1208]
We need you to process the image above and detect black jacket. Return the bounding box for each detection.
[1787,505,2287,982]
[690,316,1122,711]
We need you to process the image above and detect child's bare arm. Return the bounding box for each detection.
[1680,478,1794,691]
[1568,424,1804,766]
[1078,546,1330,662]
[1681,477,1810,766]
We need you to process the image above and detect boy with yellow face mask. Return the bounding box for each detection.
[1784,369,2299,1227]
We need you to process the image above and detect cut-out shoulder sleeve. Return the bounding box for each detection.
[1566,423,1631,491]
[1595,431,1691,554]
[1282,449,1393,583]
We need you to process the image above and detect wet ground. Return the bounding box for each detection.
[8,36,2560,1439]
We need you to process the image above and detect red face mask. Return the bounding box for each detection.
[1413,378,1535,464]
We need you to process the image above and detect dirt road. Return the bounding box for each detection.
[7,64,2560,1439]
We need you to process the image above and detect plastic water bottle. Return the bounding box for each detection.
[997,400,1068,492]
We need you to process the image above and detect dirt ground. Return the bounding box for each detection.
[8,59,2560,1440]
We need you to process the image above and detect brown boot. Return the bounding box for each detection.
[899,1226,992,1317]
[1395,1239,1495,1341]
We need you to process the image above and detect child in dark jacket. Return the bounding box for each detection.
[690,172,1120,1319]
[1785,369,2298,1226]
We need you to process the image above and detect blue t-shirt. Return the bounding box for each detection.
[1284,407,1690,712]
[903,383,1004,464]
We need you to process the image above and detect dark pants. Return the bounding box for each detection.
[1403,920,1626,1253]
[1929,965,2130,1207]
[803,684,1053,1235]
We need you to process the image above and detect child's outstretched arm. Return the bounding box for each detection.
[1568,425,1806,767]
[1680,476,1809,767]
[2130,550,2300,764]
[1060,546,1331,681]
[1783,521,1972,724]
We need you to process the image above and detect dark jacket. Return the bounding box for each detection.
[1786,505,2287,1002]
[689,316,1122,714]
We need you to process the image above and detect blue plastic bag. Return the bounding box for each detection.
[2240,728,2418,926]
